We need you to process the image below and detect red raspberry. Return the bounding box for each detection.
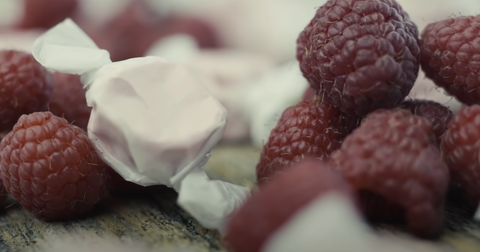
[0,50,54,131]
[398,99,453,146]
[329,109,449,238]
[441,105,480,207]
[297,0,421,116]
[0,112,108,220]
[49,73,91,130]
[420,15,480,105]
[17,0,78,29]
[256,100,356,186]
[90,0,218,61]
[226,158,356,252]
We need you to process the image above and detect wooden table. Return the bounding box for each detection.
[0,144,479,252]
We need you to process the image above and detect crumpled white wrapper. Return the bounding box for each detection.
[31,18,250,231]
[146,34,277,142]
[241,61,309,148]
[263,193,445,252]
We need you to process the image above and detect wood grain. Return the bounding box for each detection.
[0,144,478,251]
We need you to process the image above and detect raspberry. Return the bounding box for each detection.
[0,112,108,220]
[0,50,54,131]
[329,109,449,238]
[256,100,356,186]
[17,0,78,29]
[420,15,480,105]
[226,158,355,252]
[398,99,453,146]
[441,105,480,207]
[297,0,421,116]
[90,0,218,61]
[49,73,91,130]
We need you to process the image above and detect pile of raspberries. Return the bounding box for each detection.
[226,0,480,251]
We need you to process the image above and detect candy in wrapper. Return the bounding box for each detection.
[264,193,444,252]
[31,18,250,230]
[146,34,276,142]
[241,61,309,148]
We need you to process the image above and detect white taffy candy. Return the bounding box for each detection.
[146,34,276,142]
[241,61,309,148]
[263,193,445,252]
[31,18,250,231]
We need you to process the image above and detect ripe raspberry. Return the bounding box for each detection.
[256,100,356,186]
[90,0,218,61]
[297,0,421,116]
[398,99,453,145]
[0,112,108,220]
[226,158,356,252]
[420,15,480,105]
[441,105,480,207]
[17,0,78,29]
[329,109,449,238]
[0,50,54,131]
[49,73,91,130]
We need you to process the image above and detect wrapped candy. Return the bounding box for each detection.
[146,34,277,142]
[32,18,250,231]
[0,29,42,52]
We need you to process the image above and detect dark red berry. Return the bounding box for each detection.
[0,50,54,131]
[398,99,453,146]
[297,0,421,116]
[17,0,78,29]
[256,100,354,186]
[0,112,108,220]
[441,105,480,207]
[49,73,91,130]
[329,109,449,238]
[227,158,356,252]
[420,15,480,105]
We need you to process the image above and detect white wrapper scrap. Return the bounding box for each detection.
[263,193,445,252]
[31,18,250,231]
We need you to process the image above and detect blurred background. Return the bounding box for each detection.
[0,0,479,64]
[0,0,479,146]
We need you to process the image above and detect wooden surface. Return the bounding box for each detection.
[0,144,479,251]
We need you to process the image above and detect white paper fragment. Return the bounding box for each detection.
[145,34,200,64]
[32,19,111,75]
[0,0,22,26]
[32,18,251,231]
[241,61,309,148]
[264,193,445,252]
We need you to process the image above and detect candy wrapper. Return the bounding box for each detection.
[263,193,444,252]
[146,34,277,142]
[32,19,250,231]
